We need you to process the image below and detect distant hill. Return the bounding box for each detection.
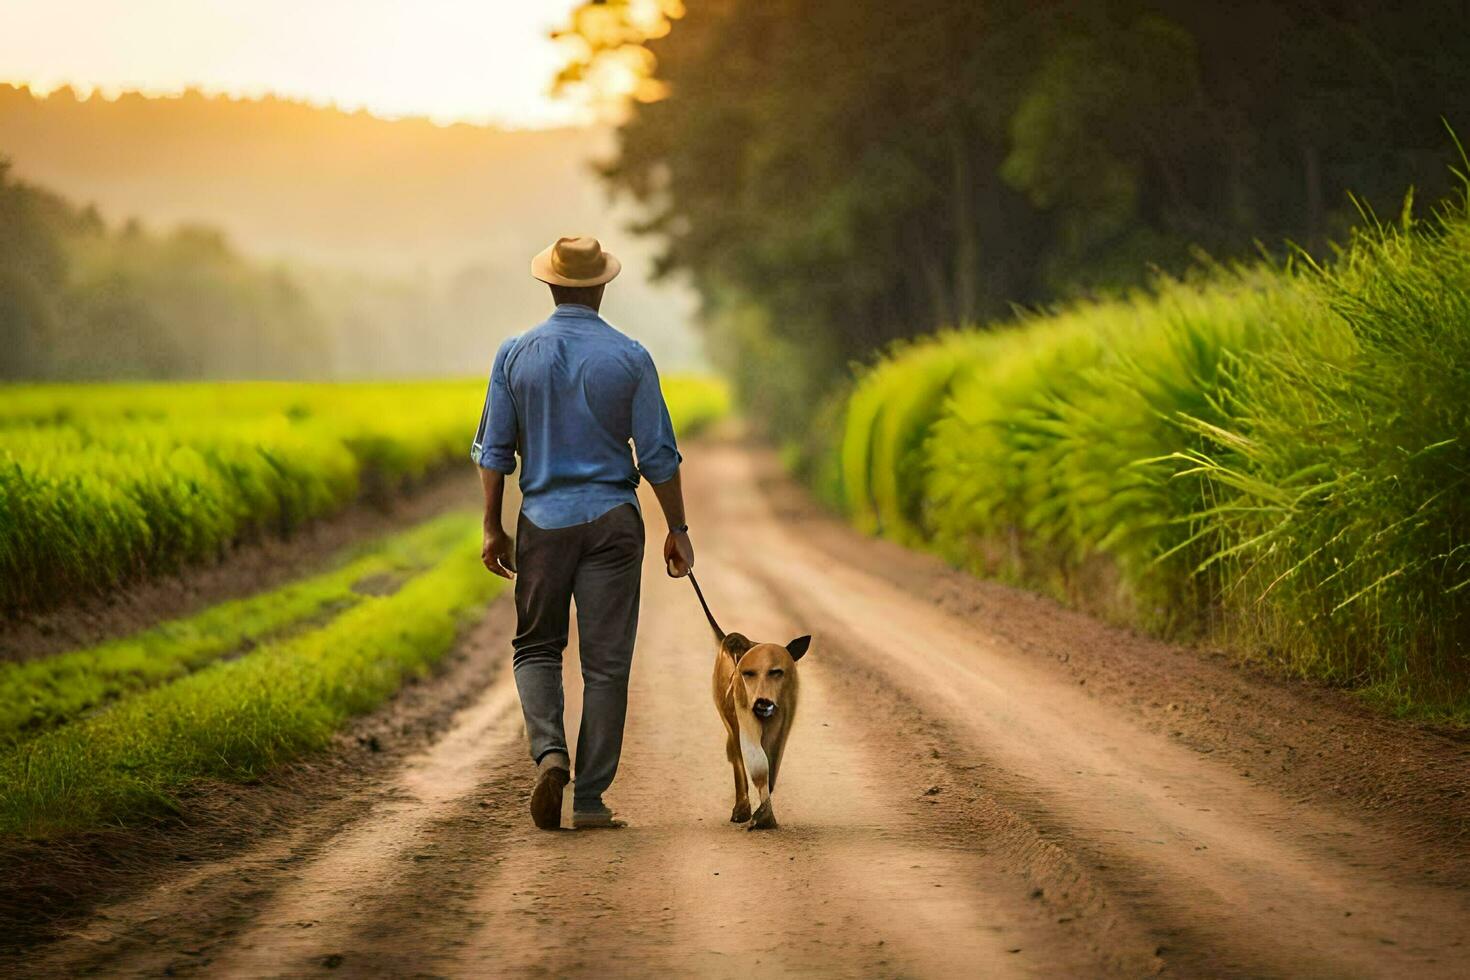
[0,85,701,373]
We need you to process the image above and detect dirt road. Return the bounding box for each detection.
[12,442,1470,977]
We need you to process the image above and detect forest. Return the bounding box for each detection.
[559,0,1470,441]
[0,160,328,379]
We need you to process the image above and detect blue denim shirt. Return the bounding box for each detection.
[471,304,682,529]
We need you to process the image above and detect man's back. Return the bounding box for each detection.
[472,302,681,530]
[475,235,694,831]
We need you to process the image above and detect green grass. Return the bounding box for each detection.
[841,334,991,544]
[661,375,733,437]
[0,375,729,614]
[0,511,476,745]
[0,526,504,838]
[828,190,1470,724]
[0,381,482,614]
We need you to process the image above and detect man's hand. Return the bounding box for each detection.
[482,525,516,579]
[478,469,514,578]
[664,528,694,578]
[650,470,692,578]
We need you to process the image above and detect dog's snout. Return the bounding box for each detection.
[752,698,777,718]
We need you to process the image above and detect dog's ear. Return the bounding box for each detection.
[722,632,753,661]
[786,635,812,661]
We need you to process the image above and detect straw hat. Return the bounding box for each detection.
[531,235,622,287]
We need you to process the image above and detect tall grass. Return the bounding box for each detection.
[0,381,482,613]
[0,376,728,614]
[832,192,1470,721]
[841,336,989,544]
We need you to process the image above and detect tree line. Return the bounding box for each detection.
[0,157,559,382]
[557,0,1470,440]
[0,84,705,378]
[0,159,330,380]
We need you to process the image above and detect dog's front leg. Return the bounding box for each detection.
[739,724,777,830]
[726,731,751,822]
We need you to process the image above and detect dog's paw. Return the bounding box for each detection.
[747,801,778,831]
[731,802,752,823]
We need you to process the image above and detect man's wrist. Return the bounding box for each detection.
[669,523,689,535]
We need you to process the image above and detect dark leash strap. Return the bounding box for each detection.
[684,568,725,641]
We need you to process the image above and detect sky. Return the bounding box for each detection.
[0,0,590,128]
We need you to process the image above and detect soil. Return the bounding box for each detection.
[2,439,1467,977]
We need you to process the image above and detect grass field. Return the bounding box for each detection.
[0,512,475,745]
[821,192,1470,723]
[0,522,502,837]
[0,376,729,614]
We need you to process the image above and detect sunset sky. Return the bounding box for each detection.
[0,0,590,128]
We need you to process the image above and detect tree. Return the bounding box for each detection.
[0,159,67,377]
[554,0,1470,437]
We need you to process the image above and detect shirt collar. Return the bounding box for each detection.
[552,303,601,319]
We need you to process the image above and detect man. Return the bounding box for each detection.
[471,235,695,831]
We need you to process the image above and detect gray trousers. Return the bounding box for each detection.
[512,503,643,809]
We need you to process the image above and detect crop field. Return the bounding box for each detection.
[0,375,728,837]
[0,376,729,614]
[824,195,1470,722]
[0,512,474,744]
[0,516,500,837]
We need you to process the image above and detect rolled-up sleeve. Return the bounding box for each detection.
[630,348,682,484]
[470,338,518,474]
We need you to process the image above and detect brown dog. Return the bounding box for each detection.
[688,574,810,830]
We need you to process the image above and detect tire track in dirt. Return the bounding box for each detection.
[5,600,523,977]
[644,567,1095,979]
[200,669,524,975]
[444,531,1101,978]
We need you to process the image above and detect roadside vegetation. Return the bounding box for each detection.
[0,523,502,838]
[820,189,1470,723]
[0,511,474,744]
[0,376,729,614]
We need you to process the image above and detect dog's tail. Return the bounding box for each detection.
[687,571,725,642]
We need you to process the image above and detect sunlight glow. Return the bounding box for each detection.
[0,0,592,128]
[551,0,683,112]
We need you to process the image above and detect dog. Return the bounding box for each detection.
[688,573,810,830]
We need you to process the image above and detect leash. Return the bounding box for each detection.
[679,568,746,707]
[675,565,725,641]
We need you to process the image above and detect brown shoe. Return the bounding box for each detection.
[530,756,570,830]
[572,804,627,830]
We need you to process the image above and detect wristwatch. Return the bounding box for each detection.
[671,523,689,534]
